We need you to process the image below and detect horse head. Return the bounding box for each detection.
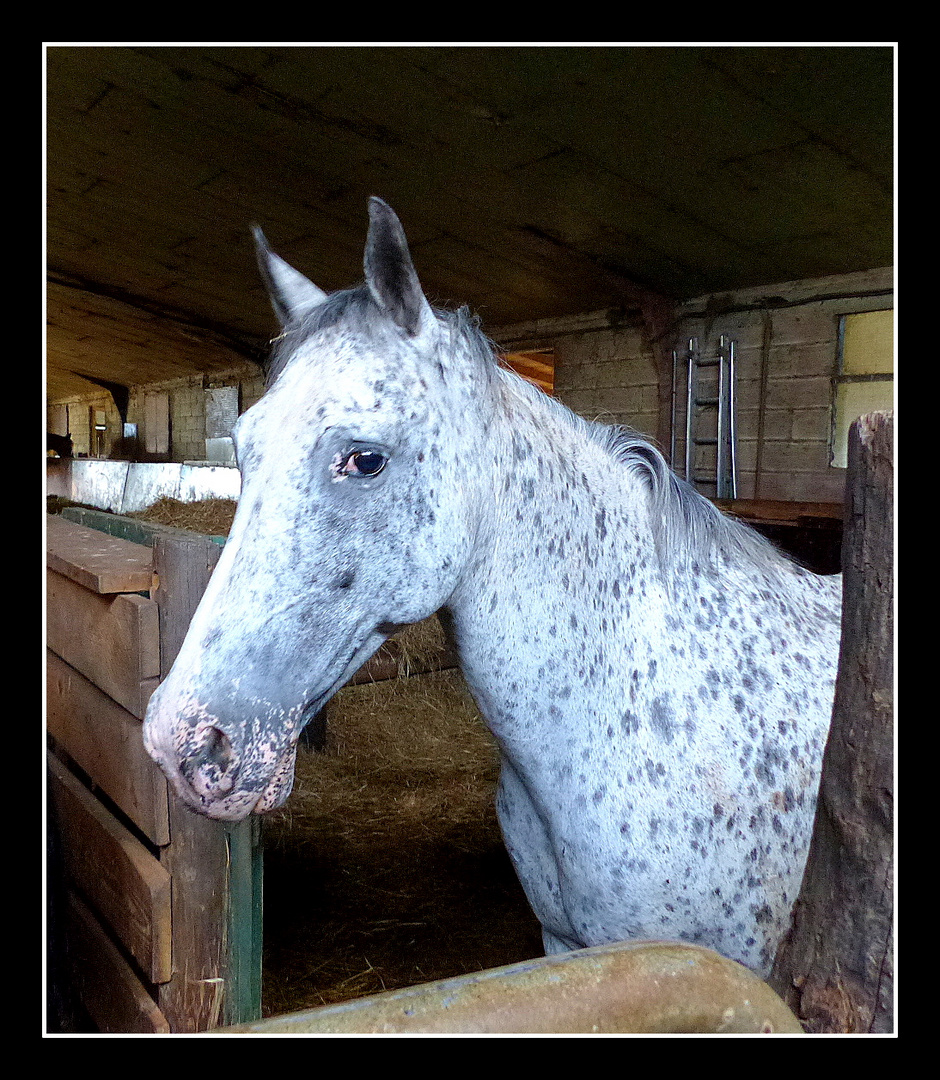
[144,199,493,819]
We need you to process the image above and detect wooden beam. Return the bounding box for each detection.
[46,515,156,595]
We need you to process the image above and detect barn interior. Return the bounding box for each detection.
[45,43,895,1031]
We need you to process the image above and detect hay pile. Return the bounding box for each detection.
[128,496,238,537]
[273,670,500,850]
[381,612,450,678]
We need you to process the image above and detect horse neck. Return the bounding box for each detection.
[447,394,664,718]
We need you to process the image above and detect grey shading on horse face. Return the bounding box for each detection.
[144,197,841,977]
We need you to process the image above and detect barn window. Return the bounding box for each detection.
[830,310,894,468]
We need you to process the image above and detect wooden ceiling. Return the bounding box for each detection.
[46,44,894,403]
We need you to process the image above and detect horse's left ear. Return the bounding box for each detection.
[253,226,328,328]
[364,197,435,338]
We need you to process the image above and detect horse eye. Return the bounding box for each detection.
[345,449,388,477]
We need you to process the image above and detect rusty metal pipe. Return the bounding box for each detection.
[215,941,803,1035]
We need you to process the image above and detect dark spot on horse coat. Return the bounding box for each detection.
[650,696,679,743]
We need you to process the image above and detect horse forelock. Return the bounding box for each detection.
[264,287,498,392]
[264,286,377,388]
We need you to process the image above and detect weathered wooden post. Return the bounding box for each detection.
[769,410,894,1033]
[152,531,263,1030]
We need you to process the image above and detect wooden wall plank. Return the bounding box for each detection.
[62,891,170,1034]
[47,650,169,846]
[48,751,172,984]
[46,515,156,594]
[46,569,159,718]
[156,799,231,1031]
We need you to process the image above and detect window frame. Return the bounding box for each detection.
[830,310,894,469]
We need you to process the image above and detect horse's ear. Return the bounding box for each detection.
[364,198,435,338]
[252,226,327,327]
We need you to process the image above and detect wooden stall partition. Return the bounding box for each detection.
[713,499,844,575]
[46,514,262,1033]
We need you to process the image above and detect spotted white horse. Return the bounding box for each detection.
[144,198,841,976]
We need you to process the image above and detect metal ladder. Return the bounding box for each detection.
[670,336,738,499]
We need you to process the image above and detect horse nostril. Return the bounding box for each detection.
[181,724,239,798]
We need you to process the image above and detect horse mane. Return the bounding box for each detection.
[485,340,797,580]
[601,423,798,577]
[264,286,390,388]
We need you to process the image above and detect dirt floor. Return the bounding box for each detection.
[121,497,545,1018]
[260,671,544,1016]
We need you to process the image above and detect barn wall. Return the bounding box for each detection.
[46,393,123,459]
[48,365,266,465]
[672,267,893,503]
[490,311,658,434]
[48,267,892,502]
[121,367,266,463]
[554,322,658,436]
[492,266,893,504]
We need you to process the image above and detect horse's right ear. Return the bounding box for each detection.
[252,226,327,327]
[364,197,435,338]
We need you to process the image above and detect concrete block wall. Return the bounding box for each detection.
[553,322,659,437]
[145,367,265,462]
[169,378,207,462]
[47,393,122,458]
[668,306,842,502]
